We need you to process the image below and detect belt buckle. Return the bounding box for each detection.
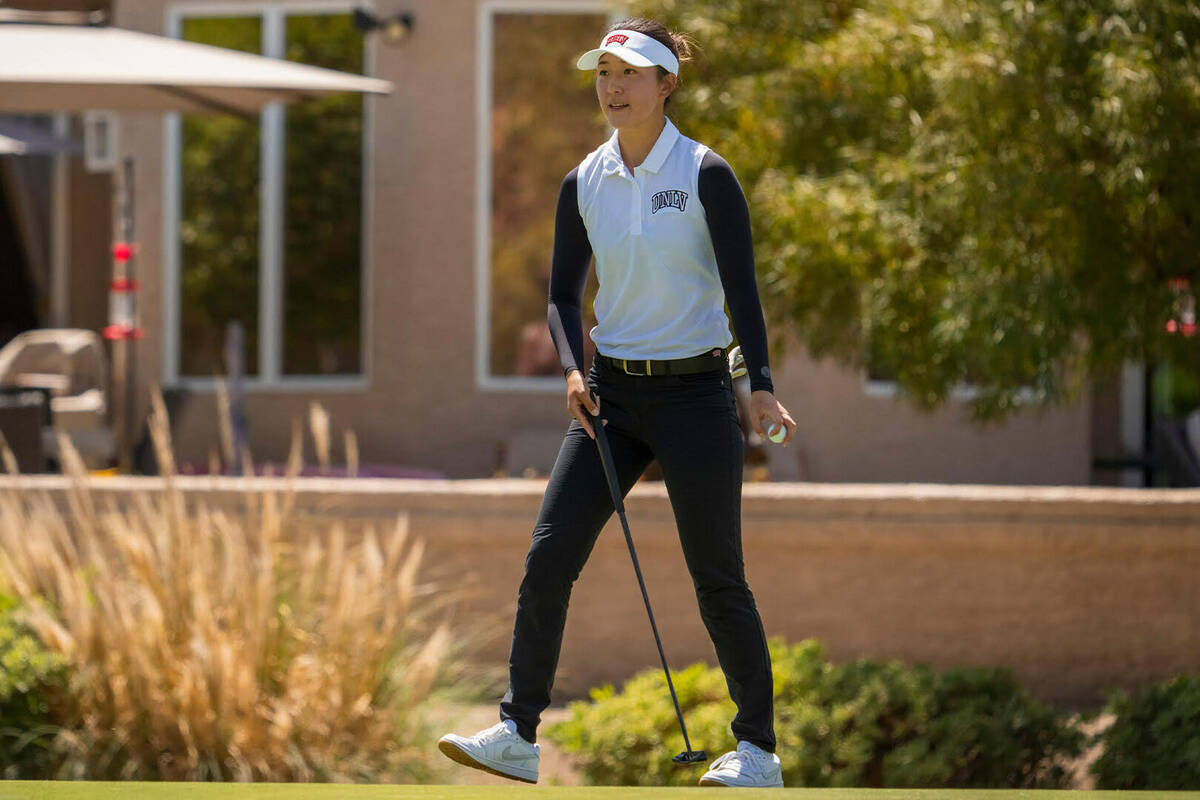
[620,358,651,376]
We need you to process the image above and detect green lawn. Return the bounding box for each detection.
[0,786,1197,800]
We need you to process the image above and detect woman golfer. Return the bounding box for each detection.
[439,18,794,788]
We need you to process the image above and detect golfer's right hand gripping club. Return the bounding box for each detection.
[589,409,708,767]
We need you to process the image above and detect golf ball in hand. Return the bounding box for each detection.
[767,423,787,444]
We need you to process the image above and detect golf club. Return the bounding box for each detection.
[589,408,707,767]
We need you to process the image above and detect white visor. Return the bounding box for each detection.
[576,29,679,76]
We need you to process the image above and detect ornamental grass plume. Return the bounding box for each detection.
[0,393,451,782]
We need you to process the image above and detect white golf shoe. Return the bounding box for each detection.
[437,720,539,784]
[698,741,784,788]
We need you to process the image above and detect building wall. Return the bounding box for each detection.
[111,0,1093,482]
[66,135,113,335]
[6,0,108,9]
[777,349,1091,484]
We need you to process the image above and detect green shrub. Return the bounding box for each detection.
[1091,675,1200,790]
[885,667,1082,788]
[0,592,68,779]
[547,639,1082,787]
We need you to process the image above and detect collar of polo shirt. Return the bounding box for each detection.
[599,118,681,176]
[576,29,680,76]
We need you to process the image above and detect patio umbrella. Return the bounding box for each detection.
[0,134,27,155]
[0,22,394,472]
[0,23,393,116]
[0,119,80,155]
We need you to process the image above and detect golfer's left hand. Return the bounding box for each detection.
[750,390,796,445]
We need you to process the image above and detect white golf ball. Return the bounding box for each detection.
[767,423,786,444]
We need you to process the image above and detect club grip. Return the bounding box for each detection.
[590,410,625,514]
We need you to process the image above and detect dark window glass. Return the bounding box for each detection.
[490,13,605,377]
[282,13,363,376]
[180,16,261,377]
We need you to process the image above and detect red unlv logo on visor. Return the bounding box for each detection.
[604,33,629,46]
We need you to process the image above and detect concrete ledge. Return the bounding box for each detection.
[3,476,1199,708]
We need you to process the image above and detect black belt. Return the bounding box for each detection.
[597,348,727,377]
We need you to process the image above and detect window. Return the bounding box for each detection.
[166,4,369,386]
[863,335,975,399]
[477,3,608,389]
[177,15,262,377]
[862,335,1032,402]
[281,14,364,376]
[82,111,118,173]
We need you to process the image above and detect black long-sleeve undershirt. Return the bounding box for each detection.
[546,170,592,384]
[547,151,774,394]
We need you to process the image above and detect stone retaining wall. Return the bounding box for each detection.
[3,476,1197,708]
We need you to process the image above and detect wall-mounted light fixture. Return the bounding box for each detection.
[352,8,413,45]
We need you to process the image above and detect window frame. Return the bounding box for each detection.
[862,370,1038,403]
[163,0,376,391]
[474,0,612,392]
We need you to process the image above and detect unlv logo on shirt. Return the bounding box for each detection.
[604,33,629,46]
[651,190,688,214]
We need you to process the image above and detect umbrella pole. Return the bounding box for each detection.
[108,157,139,473]
[122,157,136,473]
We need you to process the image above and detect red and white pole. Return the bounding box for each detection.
[104,254,143,342]
[108,158,139,472]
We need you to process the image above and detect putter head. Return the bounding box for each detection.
[673,749,708,767]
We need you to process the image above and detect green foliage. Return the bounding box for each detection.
[0,592,67,779]
[886,667,1083,787]
[547,639,1082,787]
[637,0,1200,418]
[1091,675,1200,790]
[548,658,734,786]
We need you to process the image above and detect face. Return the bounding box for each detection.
[595,54,676,130]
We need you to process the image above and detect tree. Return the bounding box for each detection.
[635,0,1200,418]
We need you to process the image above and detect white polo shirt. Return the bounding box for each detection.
[576,119,731,360]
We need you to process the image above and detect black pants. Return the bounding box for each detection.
[499,358,776,752]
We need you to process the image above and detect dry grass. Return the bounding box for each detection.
[0,394,452,782]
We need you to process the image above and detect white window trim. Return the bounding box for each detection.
[863,374,1038,403]
[163,0,376,392]
[1119,361,1145,487]
[475,0,613,393]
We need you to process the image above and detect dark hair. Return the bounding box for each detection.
[607,17,694,107]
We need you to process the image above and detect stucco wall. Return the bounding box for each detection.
[66,134,113,335]
[8,475,1196,709]
[110,0,1094,483]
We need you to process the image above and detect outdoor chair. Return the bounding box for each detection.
[0,328,115,470]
